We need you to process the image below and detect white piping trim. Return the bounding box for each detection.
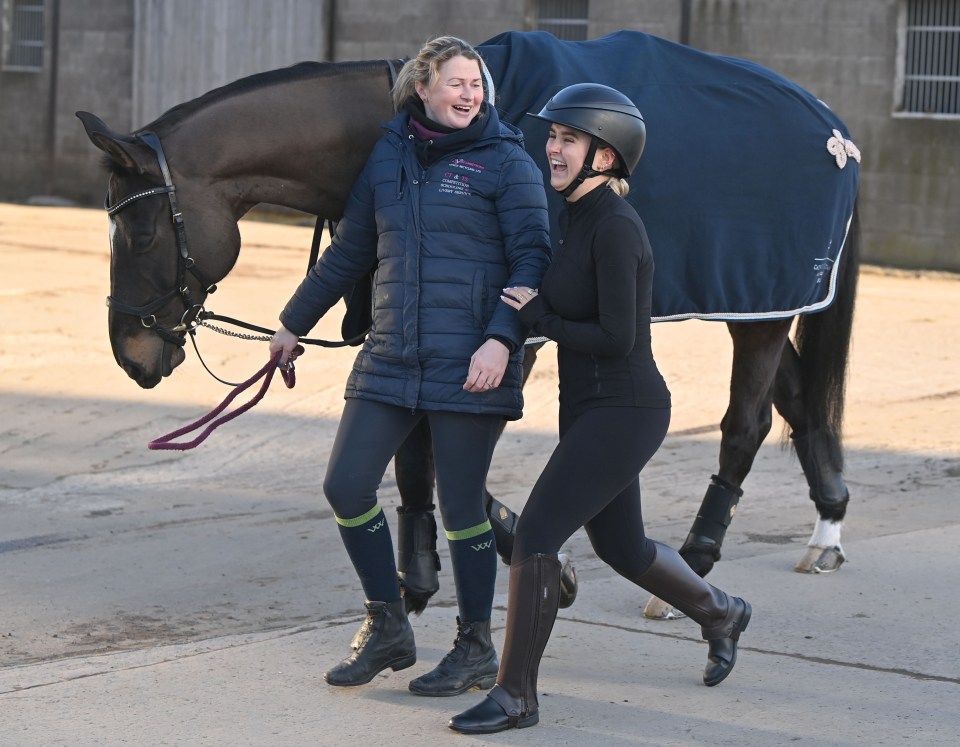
[652,213,853,323]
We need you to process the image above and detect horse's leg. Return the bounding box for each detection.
[773,341,849,573]
[393,419,440,615]
[644,319,791,619]
[683,319,793,572]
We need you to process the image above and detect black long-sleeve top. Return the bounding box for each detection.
[518,183,671,416]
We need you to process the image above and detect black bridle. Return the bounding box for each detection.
[104,130,217,346]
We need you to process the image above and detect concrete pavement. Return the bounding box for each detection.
[3,205,959,746]
[2,525,958,746]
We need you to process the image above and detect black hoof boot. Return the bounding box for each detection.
[396,505,441,616]
[408,618,498,697]
[324,599,416,687]
[449,687,539,734]
[702,597,752,687]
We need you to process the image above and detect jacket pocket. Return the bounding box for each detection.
[472,269,487,328]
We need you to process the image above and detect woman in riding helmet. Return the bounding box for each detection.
[450,83,752,734]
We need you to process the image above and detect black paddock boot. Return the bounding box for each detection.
[449,554,561,734]
[396,505,441,615]
[486,493,579,609]
[324,599,416,687]
[636,541,751,687]
[408,617,499,696]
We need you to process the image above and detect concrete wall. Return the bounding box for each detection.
[328,0,527,60]
[0,0,957,270]
[51,0,135,206]
[0,0,63,200]
[36,0,329,206]
[686,0,959,271]
[133,0,327,127]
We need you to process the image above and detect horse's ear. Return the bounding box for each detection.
[75,111,156,174]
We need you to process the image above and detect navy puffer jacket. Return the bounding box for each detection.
[280,104,551,420]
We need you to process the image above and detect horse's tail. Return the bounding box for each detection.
[793,200,861,467]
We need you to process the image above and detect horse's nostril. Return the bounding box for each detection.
[122,361,144,381]
[120,359,159,388]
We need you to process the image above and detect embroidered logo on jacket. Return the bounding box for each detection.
[439,158,486,197]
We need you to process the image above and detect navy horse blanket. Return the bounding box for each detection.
[477,31,861,322]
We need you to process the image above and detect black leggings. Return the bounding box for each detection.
[512,405,671,578]
[323,398,502,531]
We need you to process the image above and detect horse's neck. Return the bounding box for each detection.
[168,67,393,219]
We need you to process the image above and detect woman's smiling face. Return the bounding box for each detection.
[416,55,484,129]
[545,123,591,192]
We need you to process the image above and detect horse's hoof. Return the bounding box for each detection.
[794,545,846,574]
[642,595,687,620]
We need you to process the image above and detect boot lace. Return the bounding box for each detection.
[437,618,473,665]
[353,613,377,648]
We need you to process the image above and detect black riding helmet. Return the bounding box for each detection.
[528,83,646,197]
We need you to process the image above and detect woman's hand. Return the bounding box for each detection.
[269,325,301,367]
[500,286,539,311]
[463,338,510,392]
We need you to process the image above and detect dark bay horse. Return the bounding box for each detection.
[77,32,860,618]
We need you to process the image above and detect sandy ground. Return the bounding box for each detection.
[1,203,958,670]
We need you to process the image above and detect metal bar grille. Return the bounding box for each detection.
[537,0,589,41]
[6,0,45,70]
[903,0,960,114]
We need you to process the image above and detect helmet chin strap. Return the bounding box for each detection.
[558,138,605,198]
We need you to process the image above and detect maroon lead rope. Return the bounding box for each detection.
[148,345,304,451]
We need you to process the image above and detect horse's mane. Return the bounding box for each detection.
[143,59,395,135]
[96,59,396,178]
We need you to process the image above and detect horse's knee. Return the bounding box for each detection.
[718,404,774,480]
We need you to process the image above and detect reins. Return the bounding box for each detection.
[148,346,303,450]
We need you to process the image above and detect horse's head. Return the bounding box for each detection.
[77,111,240,388]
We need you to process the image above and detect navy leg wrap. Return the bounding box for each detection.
[791,430,849,522]
[396,504,441,614]
[680,475,743,573]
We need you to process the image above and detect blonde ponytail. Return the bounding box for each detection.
[606,177,631,197]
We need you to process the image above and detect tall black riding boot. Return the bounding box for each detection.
[324,599,416,687]
[449,554,561,734]
[637,541,751,687]
[396,504,441,615]
[408,617,499,696]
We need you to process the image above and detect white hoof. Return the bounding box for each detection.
[642,595,687,620]
[794,545,847,573]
